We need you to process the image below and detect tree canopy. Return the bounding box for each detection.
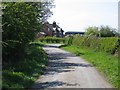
[85,26,119,37]
[85,26,99,36]
[2,1,54,63]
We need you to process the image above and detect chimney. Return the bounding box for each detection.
[53,21,56,28]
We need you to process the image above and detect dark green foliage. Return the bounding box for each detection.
[2,2,40,42]
[2,1,54,63]
[3,40,25,63]
[99,26,116,37]
[2,1,53,89]
[2,2,39,63]
[2,42,48,89]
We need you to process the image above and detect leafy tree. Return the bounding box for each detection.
[85,26,99,36]
[2,1,54,63]
[3,2,39,43]
[99,26,116,37]
[34,1,54,22]
[85,26,119,37]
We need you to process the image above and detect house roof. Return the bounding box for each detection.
[43,21,64,32]
[65,31,85,35]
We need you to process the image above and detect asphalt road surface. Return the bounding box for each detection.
[31,44,112,89]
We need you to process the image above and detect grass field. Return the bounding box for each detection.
[61,45,118,88]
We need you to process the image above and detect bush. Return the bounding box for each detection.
[2,42,48,89]
[2,40,25,63]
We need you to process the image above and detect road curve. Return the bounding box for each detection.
[31,44,112,89]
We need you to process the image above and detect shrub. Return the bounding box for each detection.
[2,42,48,89]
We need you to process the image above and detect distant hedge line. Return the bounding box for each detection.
[66,35,119,54]
[37,37,65,43]
[37,36,119,54]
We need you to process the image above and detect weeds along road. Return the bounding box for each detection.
[32,44,112,89]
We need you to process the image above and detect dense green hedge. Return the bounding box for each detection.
[36,37,65,43]
[67,35,119,54]
[36,35,119,54]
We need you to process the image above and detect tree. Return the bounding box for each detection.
[2,1,54,63]
[35,1,54,22]
[3,2,39,43]
[85,26,99,36]
[85,26,119,37]
[99,26,116,37]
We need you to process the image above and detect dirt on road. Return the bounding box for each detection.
[31,44,112,89]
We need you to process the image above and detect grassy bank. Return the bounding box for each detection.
[61,45,118,88]
[2,42,48,89]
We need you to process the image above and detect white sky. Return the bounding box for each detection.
[48,0,119,32]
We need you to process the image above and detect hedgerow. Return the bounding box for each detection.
[36,37,65,43]
[67,35,119,54]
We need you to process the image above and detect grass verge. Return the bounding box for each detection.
[2,42,48,90]
[61,45,118,88]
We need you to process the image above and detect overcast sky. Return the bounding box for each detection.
[48,0,119,32]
